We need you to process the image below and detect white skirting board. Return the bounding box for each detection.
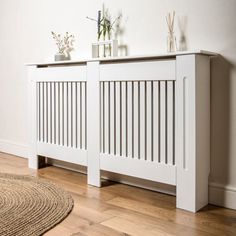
[209,183,236,210]
[0,140,29,159]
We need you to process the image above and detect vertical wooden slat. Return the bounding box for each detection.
[50,82,53,144]
[100,82,104,152]
[85,82,87,149]
[44,82,48,143]
[160,81,166,163]
[80,82,83,149]
[153,81,159,162]
[173,81,175,165]
[58,82,61,145]
[76,82,81,149]
[127,81,133,157]
[139,81,145,160]
[51,82,55,144]
[121,81,127,157]
[110,82,115,155]
[114,82,116,155]
[72,82,77,149]
[146,81,153,161]
[55,82,59,145]
[64,82,68,146]
[75,82,78,148]
[70,82,73,147]
[61,83,64,146]
[67,82,72,147]
[81,82,86,149]
[115,81,120,156]
[59,82,63,146]
[104,82,109,153]
[125,81,128,157]
[42,82,45,142]
[167,81,174,164]
[133,81,139,159]
[37,83,40,141]
[40,82,44,141]
[46,82,49,143]
[108,82,110,154]
[47,83,51,144]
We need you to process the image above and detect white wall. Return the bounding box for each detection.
[0,0,236,209]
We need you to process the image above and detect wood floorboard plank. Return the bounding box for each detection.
[71,223,130,236]
[106,197,236,235]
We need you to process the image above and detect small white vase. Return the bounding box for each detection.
[54,53,70,61]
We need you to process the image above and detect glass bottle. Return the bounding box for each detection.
[167,32,176,52]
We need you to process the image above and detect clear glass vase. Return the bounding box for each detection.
[167,32,176,52]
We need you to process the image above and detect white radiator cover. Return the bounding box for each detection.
[27,51,216,212]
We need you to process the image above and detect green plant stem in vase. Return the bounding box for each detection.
[102,4,107,57]
[97,10,102,57]
[86,5,122,58]
[102,25,106,57]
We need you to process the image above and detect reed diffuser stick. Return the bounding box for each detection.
[166,11,176,52]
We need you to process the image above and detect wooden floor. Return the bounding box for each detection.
[0,152,236,236]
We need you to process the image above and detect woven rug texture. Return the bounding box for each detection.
[0,173,74,236]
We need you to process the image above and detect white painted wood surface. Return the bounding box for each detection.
[28,52,213,212]
[37,142,87,166]
[100,60,175,81]
[176,55,210,212]
[34,66,86,82]
[26,50,216,66]
[87,61,101,187]
[28,66,38,169]
[153,81,159,163]
[100,154,176,185]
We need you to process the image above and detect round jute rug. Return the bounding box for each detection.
[0,173,74,236]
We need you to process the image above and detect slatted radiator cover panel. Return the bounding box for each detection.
[100,80,175,164]
[36,81,87,166]
[100,80,176,185]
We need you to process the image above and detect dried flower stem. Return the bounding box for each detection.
[51,31,75,56]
